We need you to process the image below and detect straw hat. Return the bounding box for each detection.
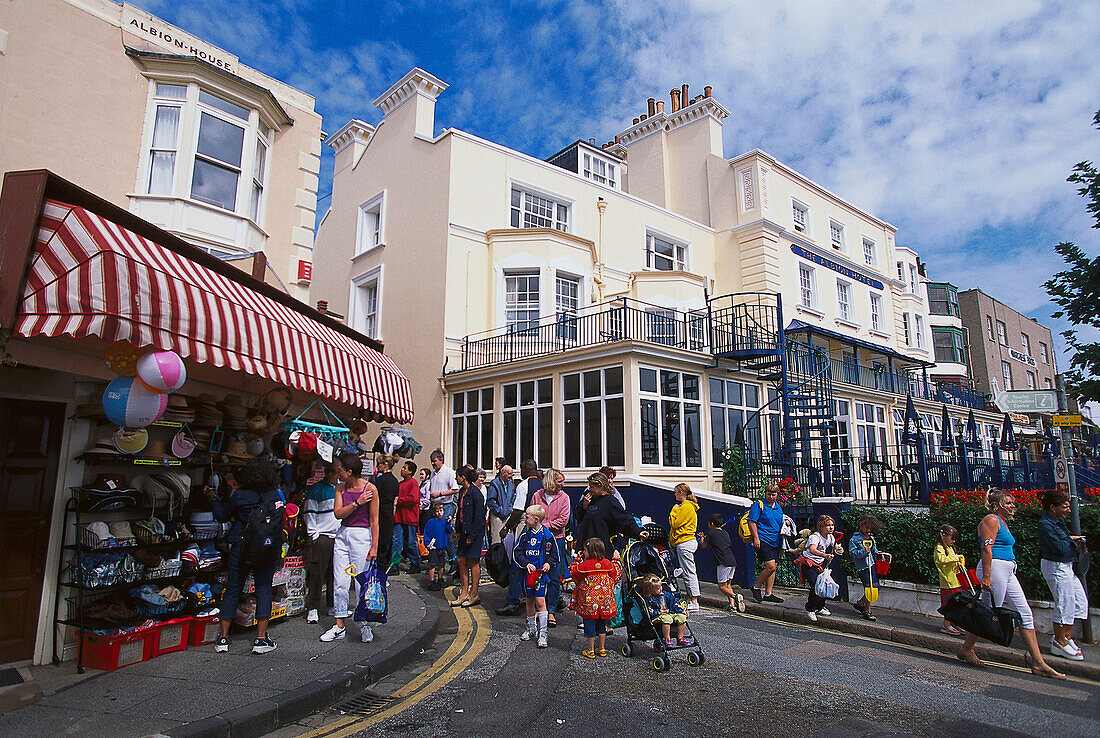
[223,439,252,460]
[86,435,122,457]
[246,413,270,434]
[261,387,292,415]
[143,439,172,460]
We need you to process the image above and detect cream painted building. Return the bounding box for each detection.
[0,0,322,299]
[313,69,1002,497]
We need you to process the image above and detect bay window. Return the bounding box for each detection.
[640,367,702,467]
[451,388,494,471]
[563,366,625,469]
[502,378,553,468]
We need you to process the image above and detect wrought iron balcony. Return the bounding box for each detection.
[455,298,707,372]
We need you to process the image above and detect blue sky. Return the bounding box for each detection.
[139,0,1099,370]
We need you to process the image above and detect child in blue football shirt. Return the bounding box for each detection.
[514,504,559,648]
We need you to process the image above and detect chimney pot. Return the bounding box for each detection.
[656,100,665,113]
[589,137,596,145]
[317,299,329,313]
[704,85,712,98]
[681,83,689,105]
[670,88,681,112]
[647,97,656,116]
[633,117,640,125]
[640,113,647,121]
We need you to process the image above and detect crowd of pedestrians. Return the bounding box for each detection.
[211,451,1090,680]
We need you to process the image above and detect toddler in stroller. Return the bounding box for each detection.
[620,539,704,671]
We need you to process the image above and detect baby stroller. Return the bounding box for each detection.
[619,534,705,671]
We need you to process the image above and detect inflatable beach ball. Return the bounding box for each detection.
[103,376,168,427]
[136,350,187,394]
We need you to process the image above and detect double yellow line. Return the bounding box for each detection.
[300,593,491,737]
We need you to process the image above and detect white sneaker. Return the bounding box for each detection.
[1051,638,1084,661]
[807,611,818,622]
[306,609,319,624]
[320,625,346,642]
[360,625,374,643]
[520,630,533,641]
[817,607,831,616]
[537,635,548,648]
[686,602,700,612]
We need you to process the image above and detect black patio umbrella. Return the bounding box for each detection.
[902,395,922,446]
[964,409,982,451]
[1045,423,1061,456]
[940,405,955,449]
[999,413,1018,451]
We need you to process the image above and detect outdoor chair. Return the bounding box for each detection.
[860,459,909,504]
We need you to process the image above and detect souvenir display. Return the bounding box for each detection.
[102,376,168,428]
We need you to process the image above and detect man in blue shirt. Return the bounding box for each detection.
[485,462,515,545]
[748,483,785,604]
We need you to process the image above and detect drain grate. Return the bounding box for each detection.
[332,691,397,716]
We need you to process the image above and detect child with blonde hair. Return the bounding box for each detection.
[934,524,967,636]
[514,504,559,648]
[570,538,621,658]
[640,574,690,648]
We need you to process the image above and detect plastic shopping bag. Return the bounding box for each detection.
[353,561,388,624]
[814,567,839,600]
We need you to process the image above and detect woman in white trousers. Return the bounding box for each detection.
[322,453,379,644]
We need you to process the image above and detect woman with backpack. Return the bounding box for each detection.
[207,455,286,655]
[321,453,380,644]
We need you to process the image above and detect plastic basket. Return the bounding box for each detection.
[874,552,892,577]
[150,617,191,657]
[188,614,221,646]
[80,628,153,671]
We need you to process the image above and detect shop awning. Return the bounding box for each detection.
[12,199,413,423]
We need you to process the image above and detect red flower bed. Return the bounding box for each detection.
[930,489,1041,509]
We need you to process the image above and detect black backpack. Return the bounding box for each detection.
[242,491,285,566]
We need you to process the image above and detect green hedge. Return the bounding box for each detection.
[841,504,1100,600]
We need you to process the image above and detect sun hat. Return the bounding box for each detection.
[143,439,172,460]
[152,473,192,504]
[171,429,197,459]
[108,521,134,540]
[246,413,269,433]
[261,387,292,415]
[224,439,252,460]
[113,427,149,455]
[86,435,122,456]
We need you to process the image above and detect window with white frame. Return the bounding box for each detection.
[510,186,568,231]
[829,220,845,251]
[897,262,905,282]
[351,269,381,339]
[869,293,883,332]
[639,367,702,467]
[451,388,494,471]
[582,153,618,189]
[1040,341,1049,364]
[1021,333,1031,357]
[908,263,918,294]
[1001,361,1013,391]
[688,310,707,350]
[143,83,271,219]
[710,378,761,466]
[792,200,808,234]
[996,320,1008,346]
[502,378,552,468]
[563,366,625,468]
[554,274,580,341]
[862,237,876,266]
[646,309,678,346]
[836,279,852,321]
[987,315,995,341]
[902,312,911,346]
[799,264,816,308]
[1026,371,1037,390]
[505,272,540,330]
[854,402,888,458]
[645,232,688,271]
[355,193,384,255]
[915,314,925,349]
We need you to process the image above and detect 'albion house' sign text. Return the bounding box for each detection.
[122,4,238,73]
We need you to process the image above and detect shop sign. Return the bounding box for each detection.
[1053,414,1082,427]
[122,4,238,73]
[297,260,313,282]
[790,245,884,290]
[1008,412,1031,425]
[1008,348,1037,367]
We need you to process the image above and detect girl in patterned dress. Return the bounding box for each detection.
[570,537,622,658]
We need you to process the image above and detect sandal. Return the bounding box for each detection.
[860,611,876,621]
[450,598,468,607]
[1031,665,1068,680]
[940,626,963,636]
[461,598,481,608]
[582,649,596,659]
[597,648,607,657]
[547,614,557,627]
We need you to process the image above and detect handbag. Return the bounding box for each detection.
[937,564,1020,647]
[814,567,840,599]
[1074,540,1090,578]
[485,541,510,588]
[353,561,388,624]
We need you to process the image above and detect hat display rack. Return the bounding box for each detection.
[281,399,351,439]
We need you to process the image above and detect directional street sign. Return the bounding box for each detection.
[1053,414,1083,427]
[993,390,1057,413]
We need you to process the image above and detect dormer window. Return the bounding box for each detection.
[583,153,618,189]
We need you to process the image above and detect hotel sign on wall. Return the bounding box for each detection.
[122,4,239,73]
[1008,348,1037,367]
[790,245,885,291]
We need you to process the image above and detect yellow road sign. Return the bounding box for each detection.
[1053,414,1082,427]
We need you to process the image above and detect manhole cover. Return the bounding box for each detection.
[333,691,397,716]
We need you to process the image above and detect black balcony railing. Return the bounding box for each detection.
[457,298,707,372]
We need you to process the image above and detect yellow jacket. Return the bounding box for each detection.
[669,499,700,546]
[933,543,965,589]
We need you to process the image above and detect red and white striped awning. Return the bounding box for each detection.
[14,200,413,423]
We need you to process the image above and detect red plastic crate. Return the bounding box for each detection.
[150,617,191,657]
[80,628,153,671]
[189,615,221,646]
